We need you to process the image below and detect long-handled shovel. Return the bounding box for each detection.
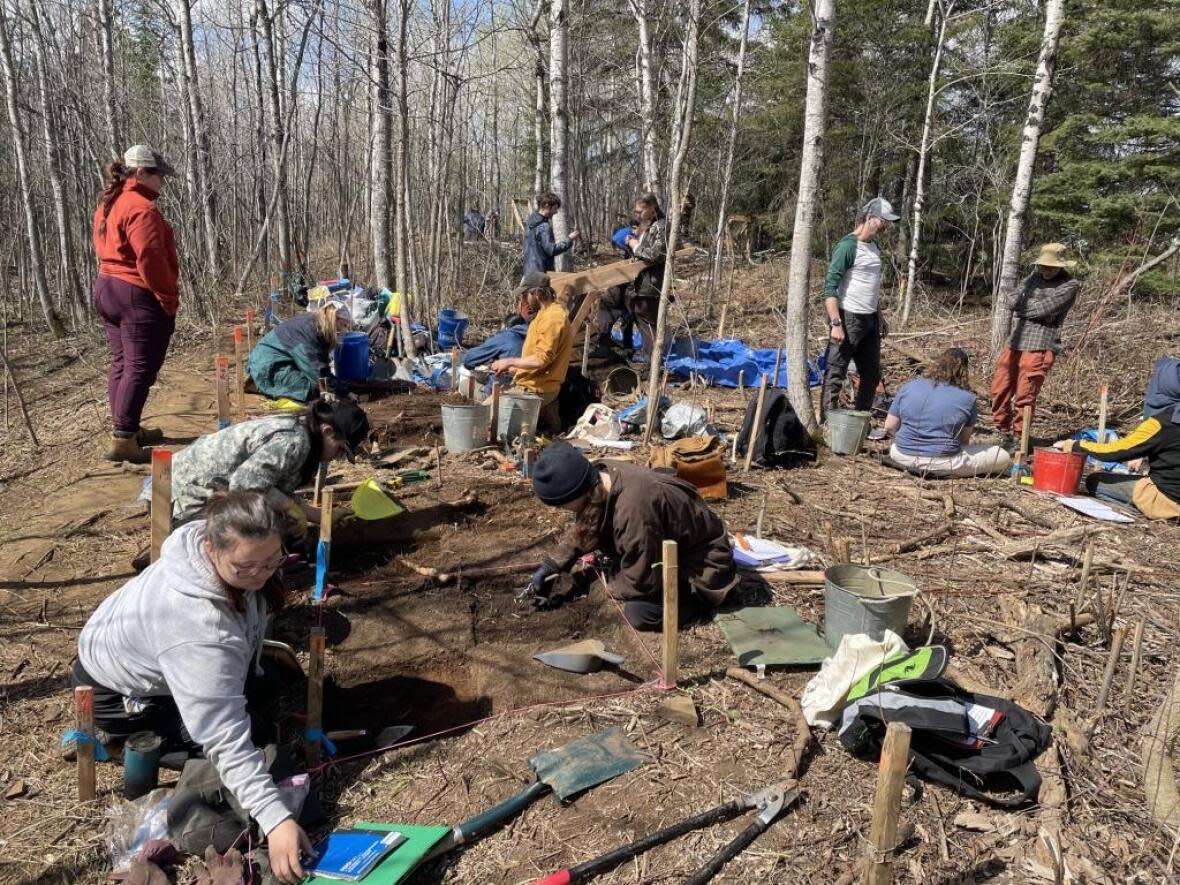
[425,728,645,860]
[530,780,799,885]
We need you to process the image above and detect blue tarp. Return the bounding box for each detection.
[1071,427,1130,474]
[610,332,824,388]
[665,338,823,389]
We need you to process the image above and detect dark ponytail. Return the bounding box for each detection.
[297,398,331,485]
[97,161,130,236]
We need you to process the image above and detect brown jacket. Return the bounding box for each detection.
[552,461,737,604]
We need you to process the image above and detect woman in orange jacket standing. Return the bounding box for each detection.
[92,145,180,463]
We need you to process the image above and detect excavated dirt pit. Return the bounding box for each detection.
[275,476,681,743]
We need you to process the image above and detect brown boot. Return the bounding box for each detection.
[104,431,150,464]
[136,426,165,445]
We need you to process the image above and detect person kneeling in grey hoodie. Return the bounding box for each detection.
[75,491,312,883]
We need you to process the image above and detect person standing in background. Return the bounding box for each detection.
[625,193,668,363]
[522,192,580,274]
[990,243,1081,444]
[819,197,899,421]
[92,145,180,464]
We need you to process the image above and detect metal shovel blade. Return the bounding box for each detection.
[529,727,645,801]
[375,725,415,748]
[533,639,626,674]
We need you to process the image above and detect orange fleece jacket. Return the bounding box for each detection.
[92,181,180,315]
[514,302,573,395]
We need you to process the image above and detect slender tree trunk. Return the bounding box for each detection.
[990,0,1066,357]
[394,0,417,356]
[630,0,660,198]
[26,0,85,321]
[707,0,750,320]
[642,0,701,440]
[98,0,121,159]
[548,0,571,269]
[0,7,64,337]
[783,0,837,434]
[900,1,952,327]
[369,0,393,289]
[256,0,293,277]
[177,0,220,278]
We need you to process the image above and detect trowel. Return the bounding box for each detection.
[534,639,625,674]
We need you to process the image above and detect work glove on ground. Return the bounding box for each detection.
[194,846,245,885]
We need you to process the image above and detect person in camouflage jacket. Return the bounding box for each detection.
[170,398,369,528]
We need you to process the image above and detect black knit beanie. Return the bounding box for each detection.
[532,441,598,506]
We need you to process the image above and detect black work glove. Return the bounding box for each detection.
[529,558,562,599]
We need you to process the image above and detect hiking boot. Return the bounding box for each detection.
[136,426,165,445]
[104,431,150,464]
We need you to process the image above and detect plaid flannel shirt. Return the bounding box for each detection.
[1005,272,1080,353]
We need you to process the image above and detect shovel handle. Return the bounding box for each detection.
[457,780,550,843]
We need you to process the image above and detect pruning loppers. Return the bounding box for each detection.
[530,779,800,885]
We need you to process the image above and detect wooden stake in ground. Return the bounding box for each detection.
[150,449,172,562]
[661,540,679,689]
[214,355,231,430]
[306,626,326,767]
[233,326,246,420]
[581,321,591,375]
[1094,625,1127,717]
[74,685,96,801]
[772,347,783,387]
[1096,382,1109,441]
[743,372,769,473]
[450,347,459,391]
[1124,617,1145,713]
[313,488,334,604]
[866,722,912,885]
[1016,405,1033,468]
[488,381,501,447]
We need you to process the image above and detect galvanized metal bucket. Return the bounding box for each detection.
[825,410,872,456]
[441,403,490,452]
[497,392,542,444]
[823,563,917,648]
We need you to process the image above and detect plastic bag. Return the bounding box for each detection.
[566,405,621,442]
[660,402,713,440]
[106,787,172,873]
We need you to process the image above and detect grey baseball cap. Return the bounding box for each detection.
[514,271,551,296]
[863,197,900,222]
[123,144,176,176]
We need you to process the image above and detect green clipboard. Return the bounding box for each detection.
[304,822,450,885]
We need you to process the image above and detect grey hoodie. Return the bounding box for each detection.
[77,521,289,835]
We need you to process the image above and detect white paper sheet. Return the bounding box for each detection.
[1056,495,1135,523]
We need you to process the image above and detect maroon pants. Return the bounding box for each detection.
[94,275,175,433]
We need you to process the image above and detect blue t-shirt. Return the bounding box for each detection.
[889,377,978,456]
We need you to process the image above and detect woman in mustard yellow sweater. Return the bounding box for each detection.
[492,271,572,435]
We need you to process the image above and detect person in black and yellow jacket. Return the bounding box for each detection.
[1063,357,1180,520]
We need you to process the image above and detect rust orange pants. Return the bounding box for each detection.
[990,346,1055,433]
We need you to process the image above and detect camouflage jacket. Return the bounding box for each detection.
[171,415,313,523]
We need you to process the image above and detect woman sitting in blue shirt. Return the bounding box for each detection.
[884,348,1010,478]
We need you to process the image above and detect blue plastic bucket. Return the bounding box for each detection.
[123,731,162,799]
[437,309,470,348]
[334,331,371,381]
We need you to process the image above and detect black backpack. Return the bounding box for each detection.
[558,367,600,433]
[839,678,1052,808]
[735,389,816,468]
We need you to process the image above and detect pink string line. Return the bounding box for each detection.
[593,565,664,680]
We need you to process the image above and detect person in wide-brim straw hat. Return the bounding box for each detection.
[989,242,1082,442]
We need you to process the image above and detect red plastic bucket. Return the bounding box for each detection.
[1032,448,1087,494]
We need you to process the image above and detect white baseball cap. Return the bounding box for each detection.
[123,144,175,176]
[863,197,900,222]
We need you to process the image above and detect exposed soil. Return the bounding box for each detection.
[2,261,1179,883]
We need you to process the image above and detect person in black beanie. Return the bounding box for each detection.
[528,442,737,630]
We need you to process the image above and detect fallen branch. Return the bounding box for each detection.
[995,525,1100,561]
[726,667,811,779]
[869,521,953,563]
[398,557,541,586]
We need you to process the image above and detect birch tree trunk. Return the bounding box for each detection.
[368,0,393,289]
[900,0,952,328]
[98,0,121,159]
[782,0,837,434]
[394,0,417,356]
[548,0,571,269]
[641,0,701,440]
[177,0,220,278]
[26,0,85,321]
[0,7,64,337]
[530,0,547,199]
[256,0,293,277]
[707,0,750,319]
[630,0,661,198]
[990,0,1066,357]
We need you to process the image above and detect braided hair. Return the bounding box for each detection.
[97,161,130,236]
